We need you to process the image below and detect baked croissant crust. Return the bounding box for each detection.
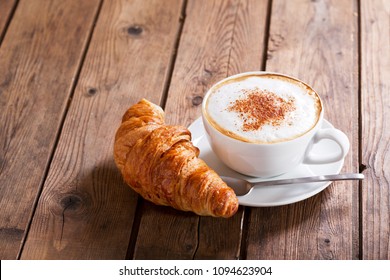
[114,99,238,218]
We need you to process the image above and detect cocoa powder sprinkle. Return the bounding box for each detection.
[227,88,296,131]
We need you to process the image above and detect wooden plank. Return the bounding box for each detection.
[0,0,17,42]
[361,0,390,260]
[21,0,183,259]
[245,0,359,259]
[133,0,268,259]
[0,0,101,260]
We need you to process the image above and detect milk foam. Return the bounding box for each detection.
[205,75,321,143]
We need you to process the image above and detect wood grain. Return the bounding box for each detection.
[245,0,359,259]
[0,0,101,260]
[20,0,183,259]
[133,0,268,259]
[0,0,17,43]
[361,0,390,260]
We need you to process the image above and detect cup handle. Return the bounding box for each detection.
[303,128,350,164]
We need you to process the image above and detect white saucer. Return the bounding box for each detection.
[188,117,345,207]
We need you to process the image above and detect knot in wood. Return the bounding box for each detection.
[127,25,143,36]
[87,87,98,96]
[192,95,203,106]
[203,68,213,76]
[60,194,82,211]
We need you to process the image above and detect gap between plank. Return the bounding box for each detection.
[0,0,19,47]
[261,0,273,71]
[356,0,363,260]
[125,197,144,259]
[238,208,249,259]
[192,216,201,259]
[16,0,105,260]
[160,0,188,110]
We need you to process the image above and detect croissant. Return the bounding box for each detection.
[113,99,238,218]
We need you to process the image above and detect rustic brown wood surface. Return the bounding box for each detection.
[360,0,390,259]
[0,0,101,259]
[0,0,389,260]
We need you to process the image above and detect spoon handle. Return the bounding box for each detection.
[251,173,364,187]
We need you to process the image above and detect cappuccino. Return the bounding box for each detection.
[204,73,322,143]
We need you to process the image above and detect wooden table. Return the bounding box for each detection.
[0,0,389,260]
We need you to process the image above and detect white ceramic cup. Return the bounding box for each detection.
[201,71,350,177]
